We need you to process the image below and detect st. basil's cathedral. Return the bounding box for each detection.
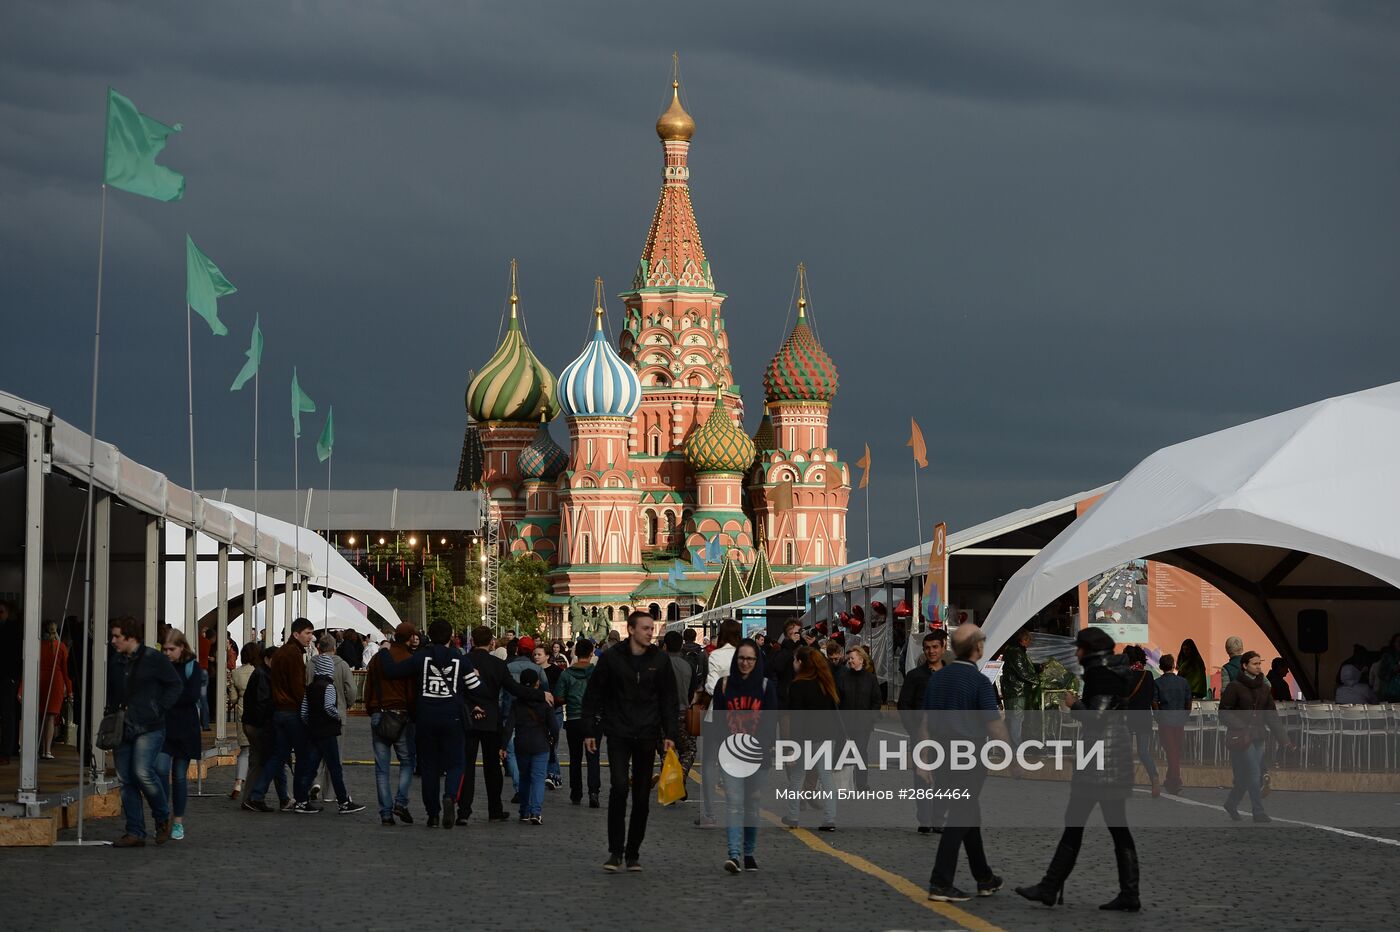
[456,77,850,635]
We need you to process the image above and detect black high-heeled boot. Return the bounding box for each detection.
[1015,837,1078,906]
[1099,845,1141,911]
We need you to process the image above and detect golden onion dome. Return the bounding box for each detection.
[655,81,695,142]
[686,392,754,474]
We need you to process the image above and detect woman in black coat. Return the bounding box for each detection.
[156,630,204,841]
[1016,627,1139,912]
[838,646,881,791]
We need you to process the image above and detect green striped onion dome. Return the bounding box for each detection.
[518,418,569,482]
[763,305,839,404]
[686,393,755,474]
[466,313,559,423]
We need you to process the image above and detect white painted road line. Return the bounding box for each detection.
[1133,786,1400,848]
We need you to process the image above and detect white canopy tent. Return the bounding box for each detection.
[179,501,401,632]
[983,381,1400,698]
[243,592,380,639]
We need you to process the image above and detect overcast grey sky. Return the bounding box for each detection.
[3,1,1398,557]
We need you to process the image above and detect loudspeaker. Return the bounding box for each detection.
[1298,609,1329,654]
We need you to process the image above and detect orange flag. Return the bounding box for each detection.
[855,443,871,489]
[908,417,928,469]
[824,465,843,492]
[773,478,794,512]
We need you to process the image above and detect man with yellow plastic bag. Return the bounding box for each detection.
[583,611,678,873]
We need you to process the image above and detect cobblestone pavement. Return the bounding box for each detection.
[4,718,1398,932]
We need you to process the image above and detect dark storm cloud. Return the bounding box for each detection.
[3,0,1399,556]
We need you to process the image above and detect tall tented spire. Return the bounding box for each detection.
[707,551,750,610]
[633,60,711,291]
[745,543,777,595]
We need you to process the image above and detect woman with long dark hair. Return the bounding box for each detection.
[783,646,841,831]
[1016,628,1140,911]
[156,630,203,840]
[228,640,261,799]
[712,638,780,873]
[1177,638,1208,699]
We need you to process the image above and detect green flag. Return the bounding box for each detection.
[230,314,262,391]
[103,88,184,201]
[291,367,316,438]
[186,235,236,336]
[316,406,335,463]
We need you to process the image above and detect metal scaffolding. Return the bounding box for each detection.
[480,491,499,634]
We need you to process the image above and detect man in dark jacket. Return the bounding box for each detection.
[463,625,540,824]
[107,616,182,847]
[898,629,947,834]
[922,623,1008,902]
[245,617,318,812]
[1016,627,1139,912]
[0,600,22,761]
[583,611,677,872]
[766,619,802,705]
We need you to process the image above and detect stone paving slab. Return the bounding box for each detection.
[3,718,1398,932]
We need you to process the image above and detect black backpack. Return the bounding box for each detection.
[242,667,274,727]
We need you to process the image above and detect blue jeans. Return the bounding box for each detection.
[517,749,549,817]
[785,763,837,824]
[115,729,169,838]
[504,734,520,790]
[371,714,416,819]
[251,710,310,803]
[547,709,563,781]
[700,732,722,818]
[724,770,765,860]
[1225,742,1265,814]
[155,752,189,818]
[1133,727,1159,782]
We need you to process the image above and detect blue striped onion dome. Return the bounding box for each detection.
[558,309,642,419]
[466,308,559,423]
[518,417,569,482]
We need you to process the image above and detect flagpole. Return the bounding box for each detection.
[912,459,923,551]
[864,481,872,564]
[253,368,261,645]
[72,182,109,847]
[324,450,332,627]
[292,423,300,641]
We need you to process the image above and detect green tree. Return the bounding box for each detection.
[498,554,550,639]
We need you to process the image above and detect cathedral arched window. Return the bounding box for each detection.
[645,510,658,545]
[785,541,796,565]
[663,511,677,544]
[667,602,680,621]
[648,603,661,620]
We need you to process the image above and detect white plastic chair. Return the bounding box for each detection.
[1301,704,1340,771]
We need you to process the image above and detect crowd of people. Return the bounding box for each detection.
[0,600,1369,914]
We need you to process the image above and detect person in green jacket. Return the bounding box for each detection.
[1001,628,1038,746]
[554,639,601,807]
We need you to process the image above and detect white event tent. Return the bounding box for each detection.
[165,501,401,639]
[983,381,1400,698]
